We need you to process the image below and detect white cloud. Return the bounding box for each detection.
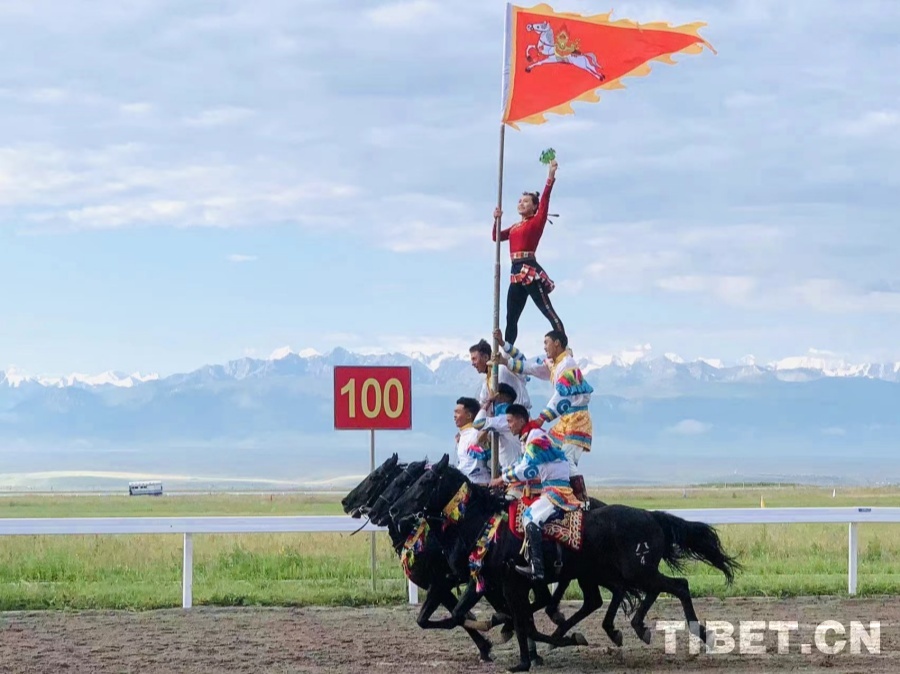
[365,1,448,29]
[554,278,585,295]
[833,111,900,138]
[1,143,359,232]
[724,91,774,109]
[789,279,900,314]
[227,254,257,263]
[382,220,481,253]
[656,275,758,304]
[666,419,712,435]
[377,193,482,252]
[120,102,153,115]
[183,106,254,127]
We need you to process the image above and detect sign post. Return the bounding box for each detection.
[334,365,412,592]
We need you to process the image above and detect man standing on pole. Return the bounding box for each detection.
[492,157,566,347]
[492,328,592,504]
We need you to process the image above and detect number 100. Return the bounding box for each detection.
[339,377,405,419]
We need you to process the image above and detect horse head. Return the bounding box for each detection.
[389,454,450,525]
[526,21,551,33]
[369,458,428,527]
[341,452,400,517]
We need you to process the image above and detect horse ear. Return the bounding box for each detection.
[436,454,450,470]
[389,453,398,465]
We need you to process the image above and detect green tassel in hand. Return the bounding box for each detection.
[539,148,556,164]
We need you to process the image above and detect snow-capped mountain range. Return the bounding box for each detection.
[2,344,899,489]
[0,367,159,389]
[3,346,899,389]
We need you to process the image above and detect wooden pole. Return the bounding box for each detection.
[492,5,512,480]
[491,123,506,480]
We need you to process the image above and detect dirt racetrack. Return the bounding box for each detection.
[1,596,898,673]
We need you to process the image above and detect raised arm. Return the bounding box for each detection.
[530,159,557,231]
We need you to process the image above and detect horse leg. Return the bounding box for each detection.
[418,581,483,631]
[423,588,494,662]
[524,56,559,73]
[544,578,601,646]
[599,587,626,647]
[529,579,568,626]
[414,588,461,630]
[657,574,707,645]
[451,582,490,631]
[628,587,660,644]
[480,586,514,644]
[503,577,537,673]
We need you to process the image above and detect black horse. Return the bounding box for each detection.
[341,455,498,661]
[371,456,653,654]
[390,455,742,672]
[348,454,633,641]
[345,454,579,665]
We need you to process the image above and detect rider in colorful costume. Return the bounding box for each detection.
[490,403,581,580]
[492,158,566,346]
[493,328,592,504]
[473,383,539,502]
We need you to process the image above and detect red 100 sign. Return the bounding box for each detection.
[333,366,412,430]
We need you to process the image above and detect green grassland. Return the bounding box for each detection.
[1,486,899,610]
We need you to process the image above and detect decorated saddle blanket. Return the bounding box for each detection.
[507,500,584,552]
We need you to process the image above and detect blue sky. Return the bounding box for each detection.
[1,0,899,377]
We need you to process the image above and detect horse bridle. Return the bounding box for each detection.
[351,463,419,536]
[372,463,421,512]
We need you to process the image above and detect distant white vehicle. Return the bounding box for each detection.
[128,480,163,496]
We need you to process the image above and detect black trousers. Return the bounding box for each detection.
[504,280,565,346]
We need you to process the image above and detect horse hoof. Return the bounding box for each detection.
[640,628,652,645]
[530,654,544,666]
[479,652,494,663]
[548,610,567,626]
[609,630,623,647]
[573,632,588,647]
[508,663,531,673]
[497,629,514,645]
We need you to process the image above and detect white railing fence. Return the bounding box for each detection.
[0,507,897,608]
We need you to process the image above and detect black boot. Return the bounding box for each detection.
[571,475,588,504]
[515,523,545,580]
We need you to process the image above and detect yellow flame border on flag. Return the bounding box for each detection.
[503,3,717,128]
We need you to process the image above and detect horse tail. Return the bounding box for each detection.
[619,584,645,616]
[650,511,742,584]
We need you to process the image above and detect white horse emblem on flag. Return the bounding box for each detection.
[524,21,605,80]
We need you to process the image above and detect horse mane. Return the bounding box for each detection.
[437,463,507,515]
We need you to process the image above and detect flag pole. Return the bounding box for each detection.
[491,4,512,480]
[491,122,505,480]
